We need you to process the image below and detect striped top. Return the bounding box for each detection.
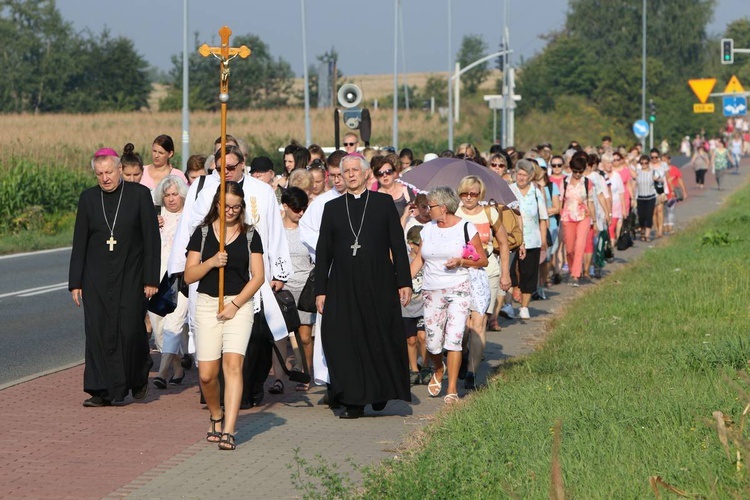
[635,167,657,199]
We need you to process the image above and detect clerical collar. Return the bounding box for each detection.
[348,187,367,199]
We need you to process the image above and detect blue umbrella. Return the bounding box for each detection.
[400,157,517,206]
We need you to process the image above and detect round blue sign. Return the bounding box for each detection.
[632,119,650,138]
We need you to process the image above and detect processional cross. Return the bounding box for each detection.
[198,26,251,312]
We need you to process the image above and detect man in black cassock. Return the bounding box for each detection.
[69,148,160,407]
[315,153,412,419]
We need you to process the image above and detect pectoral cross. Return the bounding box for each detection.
[351,239,361,256]
[106,235,117,252]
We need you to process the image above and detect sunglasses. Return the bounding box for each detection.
[220,162,240,172]
[375,169,395,177]
[289,205,307,214]
[650,156,659,160]
[490,162,506,168]
[550,163,563,168]
[343,142,357,147]
[459,191,480,199]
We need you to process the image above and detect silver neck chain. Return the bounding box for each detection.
[345,189,370,242]
[101,181,124,238]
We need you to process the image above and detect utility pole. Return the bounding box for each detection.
[181,0,189,171]
[447,0,453,150]
[641,0,647,149]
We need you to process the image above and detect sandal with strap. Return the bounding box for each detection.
[444,393,460,404]
[427,373,442,397]
[206,413,224,443]
[218,432,236,451]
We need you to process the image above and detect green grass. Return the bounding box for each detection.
[359,186,750,497]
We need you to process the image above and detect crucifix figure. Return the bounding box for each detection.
[350,239,361,256]
[198,26,251,312]
[106,235,117,252]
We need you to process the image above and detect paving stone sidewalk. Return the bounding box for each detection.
[0,159,745,499]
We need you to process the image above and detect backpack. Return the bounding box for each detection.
[485,200,523,253]
[562,177,590,211]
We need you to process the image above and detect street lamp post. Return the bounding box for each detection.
[447,0,454,150]
[641,0,647,149]
[181,0,189,170]
[302,0,311,147]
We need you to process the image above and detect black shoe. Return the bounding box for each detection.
[319,386,342,409]
[181,354,193,370]
[153,377,167,389]
[82,396,112,407]
[464,372,476,391]
[132,383,149,401]
[169,375,184,385]
[371,401,387,411]
[339,405,364,419]
[240,400,253,410]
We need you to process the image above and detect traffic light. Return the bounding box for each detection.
[722,38,734,64]
[649,99,656,123]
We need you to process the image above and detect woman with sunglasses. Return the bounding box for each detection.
[184,182,265,450]
[634,154,658,241]
[488,153,513,184]
[373,153,415,220]
[455,176,511,389]
[508,160,549,316]
[277,187,315,391]
[560,154,595,286]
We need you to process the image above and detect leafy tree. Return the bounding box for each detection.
[0,0,150,113]
[516,0,719,144]
[456,34,489,95]
[162,33,295,111]
[420,74,449,108]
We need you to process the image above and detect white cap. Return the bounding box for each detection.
[424,153,438,162]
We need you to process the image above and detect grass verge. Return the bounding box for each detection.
[359,188,750,497]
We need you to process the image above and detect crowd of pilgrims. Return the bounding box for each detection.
[72,129,723,450]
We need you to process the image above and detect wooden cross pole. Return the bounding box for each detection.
[198,26,251,312]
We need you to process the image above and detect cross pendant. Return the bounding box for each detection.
[351,239,361,256]
[106,235,117,252]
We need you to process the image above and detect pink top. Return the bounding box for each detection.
[560,179,589,222]
[616,167,632,201]
[140,165,187,192]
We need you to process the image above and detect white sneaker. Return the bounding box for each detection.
[500,303,515,319]
[519,307,530,319]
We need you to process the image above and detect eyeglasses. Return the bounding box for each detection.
[550,163,563,168]
[650,156,659,160]
[459,191,480,199]
[375,169,395,177]
[490,162,506,168]
[289,205,307,214]
[329,173,343,180]
[221,162,240,172]
[225,204,242,213]
[343,142,357,147]
[428,204,441,209]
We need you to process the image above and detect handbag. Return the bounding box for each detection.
[148,271,179,317]
[274,289,301,333]
[297,269,316,313]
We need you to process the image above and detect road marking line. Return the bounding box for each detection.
[19,284,69,297]
[0,247,71,260]
[0,282,68,299]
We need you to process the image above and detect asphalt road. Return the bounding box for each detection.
[0,247,84,386]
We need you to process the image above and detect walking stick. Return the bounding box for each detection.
[199,26,251,312]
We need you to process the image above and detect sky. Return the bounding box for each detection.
[57,0,747,77]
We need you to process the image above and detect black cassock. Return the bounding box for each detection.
[68,180,160,401]
[315,191,412,406]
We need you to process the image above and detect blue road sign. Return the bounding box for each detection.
[633,119,650,138]
[723,96,747,116]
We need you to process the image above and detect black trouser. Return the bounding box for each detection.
[695,169,707,185]
[637,196,656,229]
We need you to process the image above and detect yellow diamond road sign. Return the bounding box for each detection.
[724,75,745,94]
[688,78,716,104]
